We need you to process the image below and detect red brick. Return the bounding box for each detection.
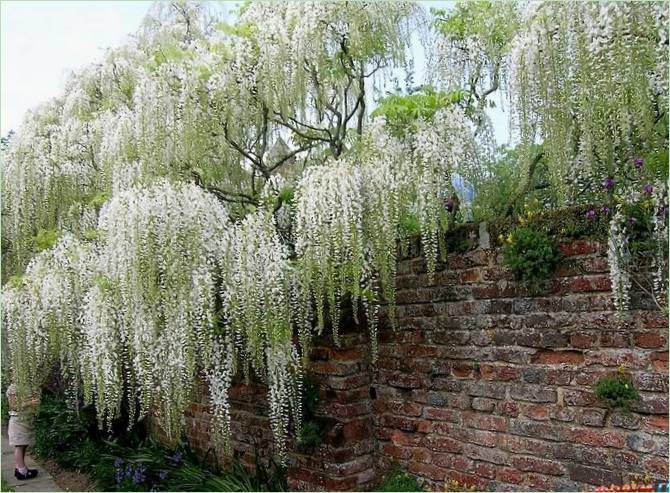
[424,407,461,422]
[570,333,596,348]
[559,240,597,256]
[651,351,669,371]
[381,443,412,460]
[497,400,520,417]
[451,362,475,378]
[634,332,666,349]
[389,430,422,447]
[520,403,550,420]
[512,456,564,476]
[459,268,482,283]
[643,456,669,477]
[424,435,462,453]
[532,350,584,365]
[380,415,419,432]
[385,400,423,417]
[464,412,508,432]
[444,471,488,491]
[645,415,669,433]
[473,462,497,479]
[496,467,523,484]
[480,365,521,381]
[570,428,625,448]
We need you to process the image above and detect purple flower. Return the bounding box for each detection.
[601,206,610,214]
[115,470,124,484]
[602,177,615,190]
[644,184,654,194]
[113,458,123,469]
[585,210,597,220]
[627,217,637,227]
[124,465,133,479]
[168,451,183,464]
[132,467,146,485]
[159,470,169,481]
[634,158,644,169]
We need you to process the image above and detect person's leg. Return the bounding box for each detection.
[14,445,27,471]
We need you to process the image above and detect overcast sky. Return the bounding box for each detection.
[1,1,510,144]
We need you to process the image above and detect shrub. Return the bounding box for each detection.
[502,226,560,290]
[594,374,640,411]
[32,391,286,492]
[377,465,423,492]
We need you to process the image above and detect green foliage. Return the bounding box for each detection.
[502,227,560,289]
[82,228,100,242]
[87,191,110,209]
[297,376,326,454]
[372,86,463,133]
[432,1,519,53]
[594,374,640,410]
[32,391,285,492]
[377,464,423,492]
[1,478,14,491]
[32,229,59,253]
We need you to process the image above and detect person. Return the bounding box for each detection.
[6,383,39,480]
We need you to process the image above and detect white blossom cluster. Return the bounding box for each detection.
[509,1,667,202]
[607,210,632,313]
[94,180,230,439]
[3,234,94,405]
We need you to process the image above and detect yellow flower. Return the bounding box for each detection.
[506,233,513,244]
[519,217,526,225]
[617,364,626,375]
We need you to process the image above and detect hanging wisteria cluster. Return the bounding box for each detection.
[2,0,668,463]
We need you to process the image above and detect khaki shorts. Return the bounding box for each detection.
[8,415,35,447]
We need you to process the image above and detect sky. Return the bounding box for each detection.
[1,1,510,144]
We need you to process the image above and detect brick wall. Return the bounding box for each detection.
[374,235,668,491]
[158,229,669,492]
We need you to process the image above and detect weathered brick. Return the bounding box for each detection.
[567,464,622,486]
[633,332,667,349]
[635,394,669,415]
[511,456,564,476]
[632,372,668,392]
[600,331,630,347]
[380,414,419,432]
[473,462,497,479]
[643,455,669,477]
[650,351,669,371]
[463,444,509,465]
[497,400,520,417]
[580,408,606,427]
[550,406,575,422]
[558,240,598,256]
[468,381,507,399]
[570,427,625,448]
[423,435,462,453]
[509,419,566,441]
[625,432,656,453]
[406,462,446,482]
[472,397,496,412]
[510,385,556,403]
[563,388,598,407]
[496,467,523,484]
[645,415,669,433]
[423,407,461,422]
[520,403,550,421]
[479,365,521,381]
[464,412,508,432]
[532,349,584,365]
[570,332,596,348]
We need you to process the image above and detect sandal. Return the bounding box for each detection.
[14,468,38,480]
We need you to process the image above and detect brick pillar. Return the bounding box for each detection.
[288,330,378,491]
